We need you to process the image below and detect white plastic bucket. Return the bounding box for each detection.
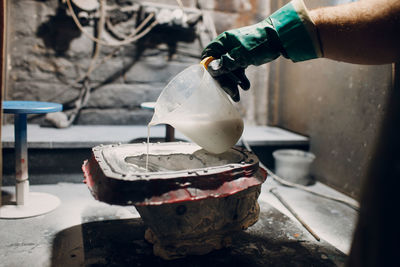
[272,149,315,185]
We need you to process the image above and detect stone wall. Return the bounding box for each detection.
[5,0,270,126]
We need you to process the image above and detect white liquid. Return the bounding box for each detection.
[145,125,150,172]
[146,120,158,172]
[170,118,243,154]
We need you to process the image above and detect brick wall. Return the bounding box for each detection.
[5,0,270,126]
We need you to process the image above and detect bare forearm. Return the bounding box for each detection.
[310,0,400,64]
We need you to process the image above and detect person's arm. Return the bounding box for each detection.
[310,0,400,64]
[201,0,400,100]
[201,0,322,101]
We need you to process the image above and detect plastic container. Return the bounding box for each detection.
[149,61,244,154]
[272,149,315,185]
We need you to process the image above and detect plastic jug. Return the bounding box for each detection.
[149,57,244,154]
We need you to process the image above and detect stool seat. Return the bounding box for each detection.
[1,101,62,219]
[3,101,62,114]
[140,102,155,110]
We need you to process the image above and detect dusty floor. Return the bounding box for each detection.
[0,176,357,267]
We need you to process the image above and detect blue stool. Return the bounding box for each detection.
[1,101,62,218]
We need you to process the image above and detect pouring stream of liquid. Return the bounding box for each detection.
[146,125,150,172]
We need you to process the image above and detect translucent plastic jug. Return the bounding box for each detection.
[149,58,244,154]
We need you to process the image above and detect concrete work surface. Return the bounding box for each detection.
[0,176,357,267]
[1,124,309,148]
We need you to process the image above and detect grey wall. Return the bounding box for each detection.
[268,0,393,198]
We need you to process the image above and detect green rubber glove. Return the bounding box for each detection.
[201,0,323,101]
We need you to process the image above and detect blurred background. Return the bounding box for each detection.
[2,0,393,199]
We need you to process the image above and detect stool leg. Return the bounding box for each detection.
[165,125,175,142]
[14,114,29,205]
